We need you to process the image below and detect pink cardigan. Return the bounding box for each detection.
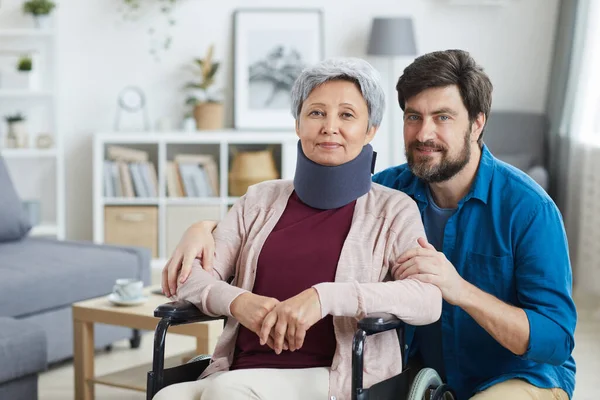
[175,180,442,400]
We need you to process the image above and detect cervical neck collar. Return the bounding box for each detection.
[293,140,376,210]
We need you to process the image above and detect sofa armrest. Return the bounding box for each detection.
[526,165,549,191]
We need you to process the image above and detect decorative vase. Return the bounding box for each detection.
[182,117,196,132]
[193,102,224,131]
[228,148,279,196]
[7,121,28,148]
[36,134,54,149]
[33,15,51,30]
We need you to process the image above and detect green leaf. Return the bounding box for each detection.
[185,96,199,105]
[207,63,220,80]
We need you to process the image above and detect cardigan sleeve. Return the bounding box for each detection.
[314,195,442,325]
[175,195,250,317]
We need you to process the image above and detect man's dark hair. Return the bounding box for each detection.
[396,49,493,145]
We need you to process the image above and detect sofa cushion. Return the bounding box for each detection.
[0,317,46,384]
[495,153,534,172]
[0,238,151,318]
[0,156,31,242]
[483,112,548,167]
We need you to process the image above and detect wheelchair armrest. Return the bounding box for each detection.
[154,300,224,324]
[150,300,225,397]
[357,313,403,335]
[353,314,406,399]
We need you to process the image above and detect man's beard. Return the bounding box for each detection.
[406,127,471,183]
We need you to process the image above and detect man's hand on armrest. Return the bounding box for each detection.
[162,220,218,297]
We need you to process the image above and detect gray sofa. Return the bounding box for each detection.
[483,111,549,190]
[0,155,151,400]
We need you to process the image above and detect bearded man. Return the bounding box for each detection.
[162,50,577,400]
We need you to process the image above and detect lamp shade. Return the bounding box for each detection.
[367,17,417,56]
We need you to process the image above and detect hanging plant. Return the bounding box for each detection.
[118,0,179,61]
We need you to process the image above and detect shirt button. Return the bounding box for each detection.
[405,344,408,350]
[330,397,337,400]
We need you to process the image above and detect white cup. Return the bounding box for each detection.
[113,279,143,301]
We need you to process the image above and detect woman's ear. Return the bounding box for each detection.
[364,125,378,145]
[295,120,301,137]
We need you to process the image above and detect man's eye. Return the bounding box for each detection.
[438,115,450,121]
[406,115,420,121]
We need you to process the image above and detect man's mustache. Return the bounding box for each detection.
[409,140,446,152]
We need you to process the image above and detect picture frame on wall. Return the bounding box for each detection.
[233,9,324,130]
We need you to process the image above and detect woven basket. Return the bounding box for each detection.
[228,148,279,196]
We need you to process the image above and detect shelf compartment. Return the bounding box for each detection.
[165,205,221,257]
[228,143,282,197]
[104,206,158,258]
[102,143,159,199]
[166,143,221,198]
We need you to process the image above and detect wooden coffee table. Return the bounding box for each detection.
[72,285,223,400]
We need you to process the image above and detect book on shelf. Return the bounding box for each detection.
[166,154,219,198]
[166,162,185,197]
[107,145,148,162]
[103,146,158,198]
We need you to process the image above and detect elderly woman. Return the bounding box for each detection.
[154,58,441,400]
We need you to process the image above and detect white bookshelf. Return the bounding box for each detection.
[93,131,298,268]
[1,148,56,158]
[0,89,54,98]
[0,26,65,240]
[0,29,54,38]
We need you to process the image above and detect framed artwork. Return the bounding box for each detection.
[233,9,324,130]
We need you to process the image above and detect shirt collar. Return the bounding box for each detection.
[465,143,494,205]
[401,144,495,206]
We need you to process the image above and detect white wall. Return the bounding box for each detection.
[1,0,561,240]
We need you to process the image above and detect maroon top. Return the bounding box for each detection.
[230,191,356,370]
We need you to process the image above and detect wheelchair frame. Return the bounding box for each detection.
[147,300,455,400]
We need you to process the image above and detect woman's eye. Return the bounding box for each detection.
[309,110,324,116]
[341,112,354,118]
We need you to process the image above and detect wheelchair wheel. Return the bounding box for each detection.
[407,368,443,400]
[186,354,212,364]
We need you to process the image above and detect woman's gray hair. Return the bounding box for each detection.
[290,58,385,130]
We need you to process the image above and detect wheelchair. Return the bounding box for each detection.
[147,300,455,400]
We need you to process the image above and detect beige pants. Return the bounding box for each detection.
[470,379,569,400]
[152,367,330,400]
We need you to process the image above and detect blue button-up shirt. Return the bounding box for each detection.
[373,145,576,400]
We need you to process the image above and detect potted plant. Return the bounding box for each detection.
[184,45,224,130]
[14,55,38,90]
[4,113,28,148]
[17,56,32,72]
[22,0,56,29]
[119,0,179,61]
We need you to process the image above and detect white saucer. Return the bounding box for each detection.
[108,293,148,306]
